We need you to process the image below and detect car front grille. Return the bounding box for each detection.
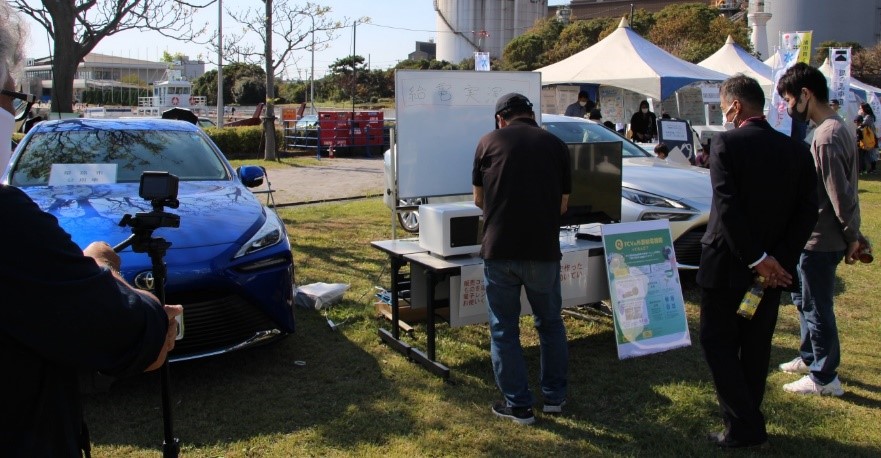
[169,292,280,358]
[673,225,706,267]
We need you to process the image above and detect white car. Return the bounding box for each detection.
[384,114,712,269]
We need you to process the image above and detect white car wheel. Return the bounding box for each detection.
[397,197,423,233]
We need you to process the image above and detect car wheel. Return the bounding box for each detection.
[397,197,424,233]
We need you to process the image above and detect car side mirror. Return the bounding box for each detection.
[236,165,265,188]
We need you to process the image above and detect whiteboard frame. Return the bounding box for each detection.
[393,70,542,200]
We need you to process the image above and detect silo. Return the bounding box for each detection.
[763,0,880,53]
[435,0,548,64]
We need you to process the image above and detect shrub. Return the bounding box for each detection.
[204,125,285,160]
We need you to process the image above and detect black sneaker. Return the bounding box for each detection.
[543,399,566,414]
[492,401,535,425]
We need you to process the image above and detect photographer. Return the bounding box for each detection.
[1,3,181,456]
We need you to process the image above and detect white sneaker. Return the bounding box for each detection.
[783,375,844,396]
[779,357,809,374]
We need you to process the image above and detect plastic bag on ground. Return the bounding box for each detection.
[295,282,350,310]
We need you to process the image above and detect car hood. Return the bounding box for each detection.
[622,158,712,206]
[21,181,264,249]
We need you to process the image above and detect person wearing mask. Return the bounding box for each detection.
[0,3,181,455]
[697,74,818,448]
[473,93,571,425]
[629,100,657,142]
[776,62,865,397]
[563,90,594,118]
[858,102,877,173]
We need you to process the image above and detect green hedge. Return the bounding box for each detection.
[203,126,285,160]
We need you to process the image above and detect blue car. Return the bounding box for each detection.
[3,118,295,361]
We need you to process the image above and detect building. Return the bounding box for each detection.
[408,40,437,61]
[23,53,205,103]
[434,0,548,64]
[761,0,881,55]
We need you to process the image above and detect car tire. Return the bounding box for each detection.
[397,197,424,233]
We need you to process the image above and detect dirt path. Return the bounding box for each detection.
[261,157,387,205]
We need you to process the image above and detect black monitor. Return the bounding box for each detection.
[559,141,623,227]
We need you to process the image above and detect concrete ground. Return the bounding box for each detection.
[257,157,387,206]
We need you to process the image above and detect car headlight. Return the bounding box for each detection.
[622,188,689,209]
[234,210,284,258]
[622,188,699,222]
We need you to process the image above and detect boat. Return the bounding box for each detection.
[136,69,206,116]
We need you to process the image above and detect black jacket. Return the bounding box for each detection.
[0,185,168,457]
[696,119,818,291]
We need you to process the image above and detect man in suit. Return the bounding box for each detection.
[697,75,818,448]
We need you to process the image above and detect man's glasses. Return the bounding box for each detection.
[2,89,37,121]
[1,89,37,104]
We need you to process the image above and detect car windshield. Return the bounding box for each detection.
[11,128,230,186]
[543,121,651,158]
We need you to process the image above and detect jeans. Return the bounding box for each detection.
[483,259,568,407]
[791,249,844,385]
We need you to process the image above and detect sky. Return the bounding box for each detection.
[22,0,568,80]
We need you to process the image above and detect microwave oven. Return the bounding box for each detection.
[418,202,483,257]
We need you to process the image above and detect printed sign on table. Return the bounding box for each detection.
[457,264,488,324]
[601,220,691,359]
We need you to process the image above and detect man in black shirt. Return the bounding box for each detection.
[472,93,571,425]
[1,6,180,454]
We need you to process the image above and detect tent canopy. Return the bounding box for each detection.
[536,17,728,100]
[699,36,774,92]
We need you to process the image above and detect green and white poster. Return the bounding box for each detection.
[601,220,691,359]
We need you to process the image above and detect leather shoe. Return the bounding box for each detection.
[706,431,768,448]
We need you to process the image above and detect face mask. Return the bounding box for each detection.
[641,108,648,114]
[0,109,13,176]
[722,103,736,130]
[787,94,809,123]
[579,101,587,107]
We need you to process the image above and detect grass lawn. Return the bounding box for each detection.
[83,177,881,457]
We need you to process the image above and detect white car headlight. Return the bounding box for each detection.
[622,188,689,209]
[234,210,284,258]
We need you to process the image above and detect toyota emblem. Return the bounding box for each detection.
[134,271,155,291]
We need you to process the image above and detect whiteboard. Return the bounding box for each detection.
[394,70,542,199]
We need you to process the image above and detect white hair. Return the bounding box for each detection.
[0,0,29,80]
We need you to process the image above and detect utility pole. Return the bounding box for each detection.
[216,0,223,127]
[310,13,316,115]
[263,0,277,160]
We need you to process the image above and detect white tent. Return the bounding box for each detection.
[699,36,774,92]
[536,17,728,101]
[763,50,781,69]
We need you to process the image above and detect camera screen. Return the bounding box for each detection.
[139,172,179,200]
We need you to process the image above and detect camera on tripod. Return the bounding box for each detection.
[118,172,181,232]
[114,171,183,457]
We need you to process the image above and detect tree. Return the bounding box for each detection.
[544,17,615,64]
[814,41,863,67]
[500,17,564,70]
[12,0,209,113]
[161,51,188,63]
[647,3,749,63]
[192,62,265,106]
[223,2,357,79]
[501,34,546,71]
[852,43,881,88]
